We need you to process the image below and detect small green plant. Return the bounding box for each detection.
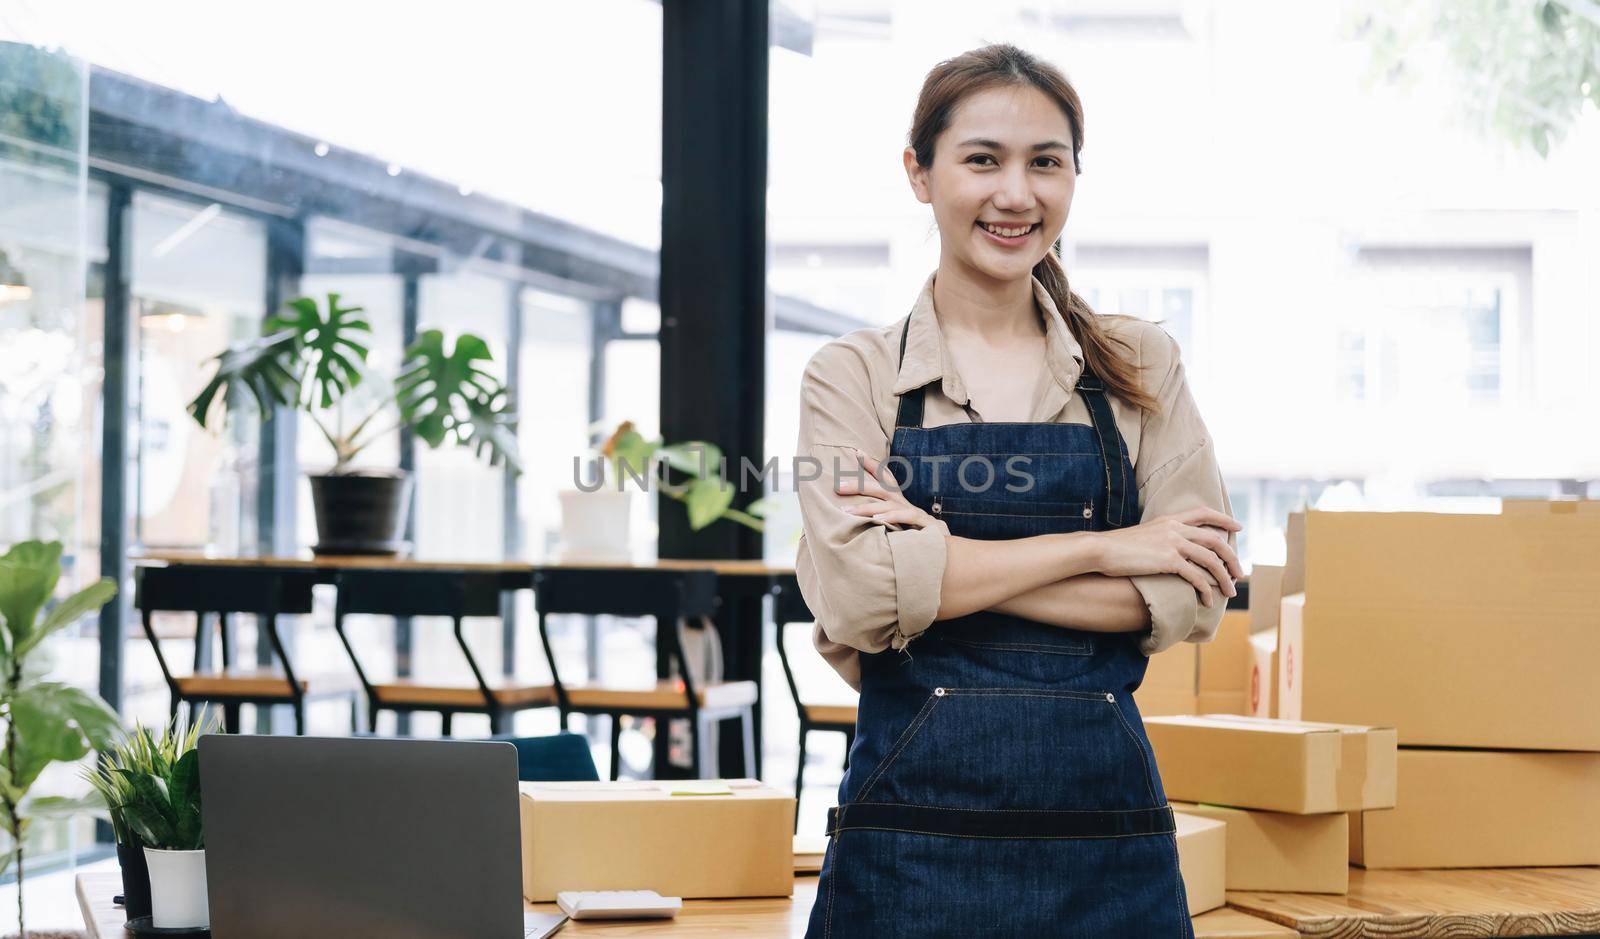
[596,421,772,532]
[100,718,210,853]
[188,292,520,475]
[0,540,123,936]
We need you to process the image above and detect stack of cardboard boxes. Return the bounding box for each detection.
[1149,715,1397,895]
[1277,504,1600,869]
[1152,503,1600,894]
[1134,608,1252,717]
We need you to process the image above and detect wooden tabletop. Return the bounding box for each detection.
[134,551,794,578]
[1225,866,1600,938]
[77,871,1289,937]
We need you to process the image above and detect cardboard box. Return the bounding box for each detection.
[518,779,794,901]
[1277,510,1600,750]
[1174,811,1226,915]
[1198,610,1250,695]
[1247,564,1285,635]
[1197,689,1248,715]
[1146,715,1396,814]
[1501,497,1600,515]
[1245,628,1277,719]
[1172,802,1347,894]
[1135,636,1198,716]
[1350,749,1600,869]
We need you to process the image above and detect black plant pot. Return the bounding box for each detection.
[308,471,414,556]
[117,838,153,921]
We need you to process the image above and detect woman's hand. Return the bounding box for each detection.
[835,450,948,535]
[1090,508,1243,606]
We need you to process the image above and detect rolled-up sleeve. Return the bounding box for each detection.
[1127,329,1235,655]
[794,341,948,670]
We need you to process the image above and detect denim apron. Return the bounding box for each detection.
[805,318,1192,938]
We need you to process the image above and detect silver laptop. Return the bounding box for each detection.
[200,735,565,939]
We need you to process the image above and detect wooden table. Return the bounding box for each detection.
[132,553,796,777]
[1226,866,1600,938]
[76,871,1290,937]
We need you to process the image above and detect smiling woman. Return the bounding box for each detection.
[797,43,1239,939]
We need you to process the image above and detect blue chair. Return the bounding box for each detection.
[489,731,600,782]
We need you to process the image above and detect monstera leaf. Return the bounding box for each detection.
[188,292,370,427]
[396,330,521,473]
[269,293,372,410]
[187,329,300,428]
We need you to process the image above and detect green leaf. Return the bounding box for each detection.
[684,476,735,530]
[657,442,721,478]
[116,769,180,849]
[24,793,106,820]
[16,577,116,659]
[271,293,372,410]
[396,331,514,471]
[744,497,776,518]
[463,383,523,473]
[10,689,91,792]
[0,540,64,648]
[187,329,300,429]
[8,682,123,791]
[170,749,203,849]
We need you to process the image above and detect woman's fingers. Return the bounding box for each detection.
[1185,525,1244,580]
[1178,507,1241,533]
[871,507,933,529]
[1178,539,1233,600]
[1175,558,1216,607]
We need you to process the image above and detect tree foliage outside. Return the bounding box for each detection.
[1355,0,1600,156]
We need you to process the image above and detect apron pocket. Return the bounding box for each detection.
[855,687,1162,811]
[931,495,1093,539]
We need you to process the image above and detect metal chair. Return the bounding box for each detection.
[332,569,555,736]
[136,564,318,734]
[532,567,755,781]
[771,574,857,831]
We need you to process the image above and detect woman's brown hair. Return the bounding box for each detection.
[909,43,1159,413]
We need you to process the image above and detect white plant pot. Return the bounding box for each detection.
[144,846,209,929]
[558,487,634,558]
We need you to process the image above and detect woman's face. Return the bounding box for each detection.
[904,84,1077,283]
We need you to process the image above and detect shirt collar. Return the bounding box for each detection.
[892,269,1086,405]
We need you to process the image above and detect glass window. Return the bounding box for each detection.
[129,191,267,554]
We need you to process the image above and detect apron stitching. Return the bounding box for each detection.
[939,687,1115,701]
[846,800,1175,814]
[855,692,943,803]
[1108,698,1162,805]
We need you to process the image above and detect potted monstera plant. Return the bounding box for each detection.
[189,293,521,555]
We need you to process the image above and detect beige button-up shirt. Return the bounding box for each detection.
[795,270,1233,691]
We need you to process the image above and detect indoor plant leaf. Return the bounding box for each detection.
[23,793,107,820]
[684,476,736,530]
[395,329,500,449]
[186,329,300,428]
[463,386,523,473]
[271,293,372,410]
[15,576,116,659]
[657,442,722,478]
[0,540,63,649]
[9,687,92,792]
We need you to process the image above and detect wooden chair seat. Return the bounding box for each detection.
[803,702,859,726]
[565,679,758,712]
[173,669,307,699]
[370,679,556,709]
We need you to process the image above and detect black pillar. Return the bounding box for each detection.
[659,0,769,778]
[98,183,133,715]
[258,217,304,557]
